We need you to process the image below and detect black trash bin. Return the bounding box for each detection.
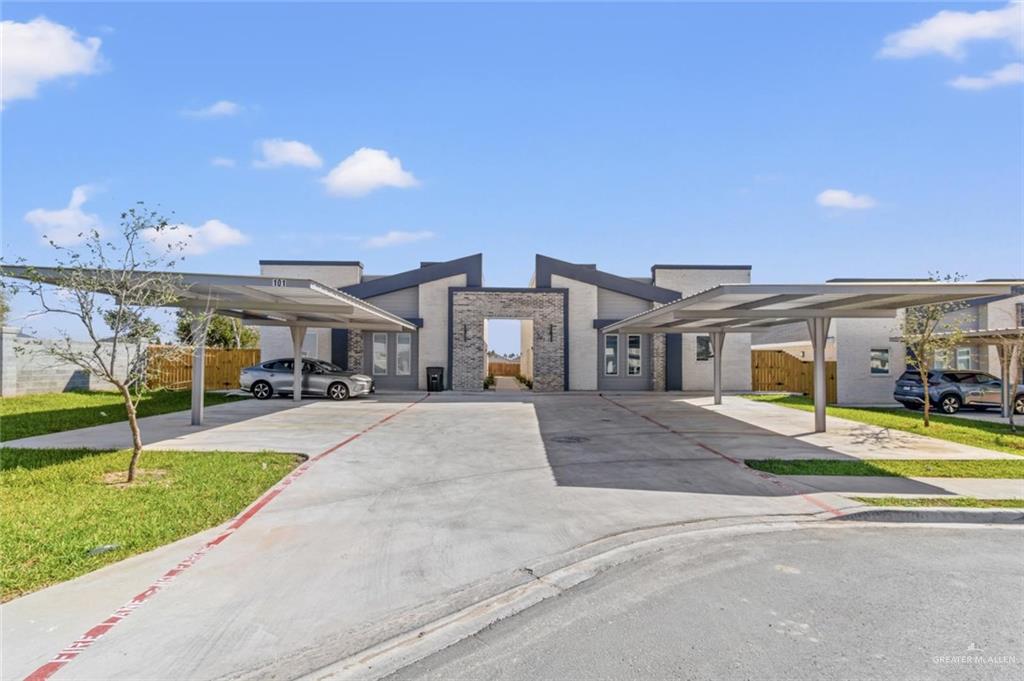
[426,367,445,392]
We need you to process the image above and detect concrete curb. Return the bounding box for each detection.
[294,516,818,681]
[833,507,1024,524]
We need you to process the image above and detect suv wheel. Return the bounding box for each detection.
[938,394,961,414]
[328,382,349,401]
[252,381,273,400]
[1015,395,1024,416]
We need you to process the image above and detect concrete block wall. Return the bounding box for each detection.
[418,273,467,390]
[835,316,906,406]
[1,327,130,396]
[520,318,534,379]
[552,274,597,390]
[653,267,753,392]
[258,262,363,364]
[450,290,565,391]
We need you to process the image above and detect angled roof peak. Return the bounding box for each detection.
[342,253,482,298]
[535,254,679,303]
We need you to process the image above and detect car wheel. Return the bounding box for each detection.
[328,382,349,401]
[252,381,273,400]
[938,394,961,414]
[1015,396,1024,415]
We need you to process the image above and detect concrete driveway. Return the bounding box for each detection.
[2,392,1009,680]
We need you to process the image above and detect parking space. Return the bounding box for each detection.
[3,391,1006,680]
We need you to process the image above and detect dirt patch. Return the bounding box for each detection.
[102,468,171,488]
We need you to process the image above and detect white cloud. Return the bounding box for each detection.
[948,62,1024,90]
[815,189,877,210]
[363,230,435,248]
[143,219,249,255]
[1,17,103,106]
[253,139,323,169]
[321,148,420,197]
[210,156,237,168]
[182,100,241,118]
[879,3,1022,60]
[24,185,103,246]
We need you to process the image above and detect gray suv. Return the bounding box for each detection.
[240,358,374,400]
[894,370,1024,415]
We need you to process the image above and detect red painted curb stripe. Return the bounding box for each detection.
[599,395,844,518]
[23,395,428,681]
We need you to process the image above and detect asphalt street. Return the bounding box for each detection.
[390,525,1024,681]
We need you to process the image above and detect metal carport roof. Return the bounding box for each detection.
[3,266,417,423]
[600,282,1014,335]
[3,266,417,332]
[601,281,1015,432]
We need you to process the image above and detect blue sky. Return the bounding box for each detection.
[2,2,1022,349]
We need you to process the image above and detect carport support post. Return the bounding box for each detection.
[807,317,831,433]
[190,314,209,426]
[710,331,726,405]
[290,325,307,402]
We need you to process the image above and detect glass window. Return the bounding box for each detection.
[1017,303,1024,328]
[604,335,619,375]
[696,336,713,361]
[372,333,388,375]
[396,333,412,376]
[869,348,890,375]
[954,347,972,370]
[627,334,642,376]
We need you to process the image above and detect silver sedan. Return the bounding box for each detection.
[240,358,374,400]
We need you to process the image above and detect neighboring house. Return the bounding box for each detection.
[258,254,753,392]
[831,281,1023,406]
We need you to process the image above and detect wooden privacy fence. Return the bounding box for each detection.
[487,361,521,377]
[147,345,260,391]
[751,350,837,404]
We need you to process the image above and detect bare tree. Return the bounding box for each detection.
[899,272,969,427]
[1,205,200,482]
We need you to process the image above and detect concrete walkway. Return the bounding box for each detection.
[493,375,526,391]
[3,393,1017,680]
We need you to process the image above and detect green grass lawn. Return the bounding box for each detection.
[851,496,1024,509]
[0,390,246,442]
[745,458,1024,479]
[743,394,1024,455]
[0,447,300,601]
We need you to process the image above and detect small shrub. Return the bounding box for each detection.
[483,374,496,389]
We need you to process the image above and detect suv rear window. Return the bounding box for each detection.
[897,370,942,383]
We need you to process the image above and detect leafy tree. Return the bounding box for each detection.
[1,205,201,482]
[175,311,258,348]
[899,272,969,427]
[0,287,8,325]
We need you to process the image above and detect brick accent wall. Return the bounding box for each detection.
[347,331,363,374]
[651,332,666,391]
[451,290,566,391]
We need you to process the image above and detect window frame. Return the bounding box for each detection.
[869,347,890,376]
[954,347,972,370]
[372,332,389,376]
[604,334,619,376]
[395,332,412,376]
[626,334,643,376]
[696,335,713,362]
